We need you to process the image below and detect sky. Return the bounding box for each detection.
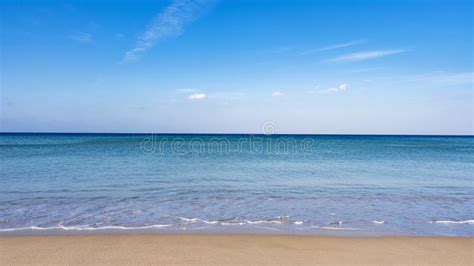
[1,0,473,134]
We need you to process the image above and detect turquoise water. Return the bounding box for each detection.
[0,133,473,236]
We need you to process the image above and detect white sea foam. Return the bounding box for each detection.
[201,220,219,225]
[372,220,385,224]
[293,221,304,225]
[178,218,249,225]
[431,220,474,225]
[220,222,246,226]
[311,226,364,231]
[0,226,58,232]
[245,220,283,224]
[0,224,172,232]
[176,217,288,225]
[177,217,199,223]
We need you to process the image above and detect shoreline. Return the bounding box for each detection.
[1,235,472,265]
[1,219,472,237]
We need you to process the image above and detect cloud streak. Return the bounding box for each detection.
[123,0,214,62]
[301,40,366,55]
[329,49,404,62]
[319,40,366,51]
[177,88,198,92]
[189,92,206,100]
[320,84,348,94]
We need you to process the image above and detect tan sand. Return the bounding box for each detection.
[0,235,472,265]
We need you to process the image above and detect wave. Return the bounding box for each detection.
[220,222,246,225]
[0,224,172,232]
[177,217,247,226]
[245,220,283,224]
[311,226,364,231]
[5,219,469,233]
[202,220,219,225]
[177,217,199,223]
[177,217,289,226]
[431,220,474,224]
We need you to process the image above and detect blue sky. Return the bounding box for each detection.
[1,0,473,134]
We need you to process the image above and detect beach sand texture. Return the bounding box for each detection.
[1,235,472,265]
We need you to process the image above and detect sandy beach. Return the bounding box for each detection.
[1,235,472,265]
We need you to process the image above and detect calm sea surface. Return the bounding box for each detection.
[1,133,473,236]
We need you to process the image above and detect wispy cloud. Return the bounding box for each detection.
[406,71,473,86]
[329,49,404,62]
[320,84,348,94]
[272,91,283,97]
[177,88,198,93]
[306,85,321,94]
[123,0,215,62]
[189,92,207,100]
[68,32,93,44]
[301,40,366,55]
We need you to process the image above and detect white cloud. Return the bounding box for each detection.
[68,32,93,44]
[329,49,404,62]
[302,40,366,55]
[320,84,348,94]
[272,91,283,97]
[189,93,207,100]
[123,0,214,62]
[177,88,197,92]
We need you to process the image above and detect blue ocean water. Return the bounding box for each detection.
[0,133,473,236]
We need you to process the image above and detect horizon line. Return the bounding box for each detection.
[1,132,473,137]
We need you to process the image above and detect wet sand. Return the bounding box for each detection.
[1,235,472,265]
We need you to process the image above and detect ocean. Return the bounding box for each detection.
[0,133,473,236]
